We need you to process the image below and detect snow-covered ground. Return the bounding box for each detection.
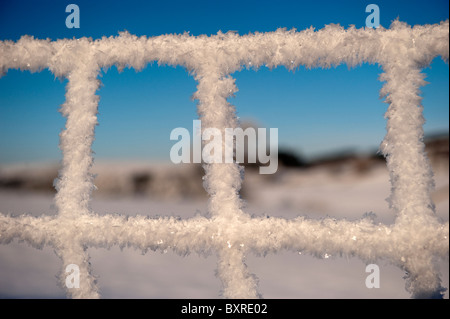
[0,161,448,299]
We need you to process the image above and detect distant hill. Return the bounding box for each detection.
[0,134,447,198]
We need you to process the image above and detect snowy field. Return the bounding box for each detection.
[0,160,448,299]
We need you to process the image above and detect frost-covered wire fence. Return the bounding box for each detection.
[0,20,449,299]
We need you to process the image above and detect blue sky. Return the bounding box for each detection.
[0,0,448,163]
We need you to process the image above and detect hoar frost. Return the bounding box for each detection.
[0,20,448,299]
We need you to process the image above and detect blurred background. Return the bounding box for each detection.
[0,0,448,298]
